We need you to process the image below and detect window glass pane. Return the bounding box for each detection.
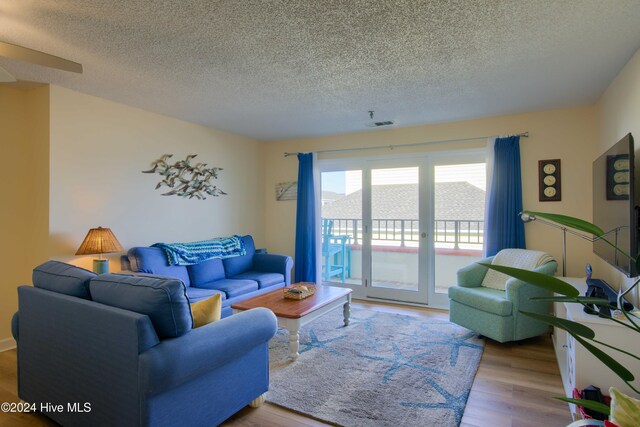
[371,167,419,291]
[434,163,485,294]
[320,170,362,285]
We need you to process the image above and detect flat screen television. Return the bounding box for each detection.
[593,133,638,277]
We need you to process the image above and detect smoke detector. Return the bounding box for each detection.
[365,110,394,128]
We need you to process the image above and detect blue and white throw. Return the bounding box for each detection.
[152,235,246,265]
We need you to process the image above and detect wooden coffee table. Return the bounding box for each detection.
[231,284,352,361]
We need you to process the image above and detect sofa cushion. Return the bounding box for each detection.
[32,260,96,299]
[200,279,259,299]
[128,247,191,287]
[220,283,286,316]
[448,286,512,316]
[89,274,192,339]
[186,287,225,303]
[222,235,255,277]
[191,294,222,328]
[187,258,226,287]
[230,271,284,289]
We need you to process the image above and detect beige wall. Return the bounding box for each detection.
[48,86,265,272]
[0,85,49,341]
[596,47,640,304]
[0,84,265,342]
[264,106,599,280]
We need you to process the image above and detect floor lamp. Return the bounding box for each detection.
[520,212,626,278]
[520,213,604,277]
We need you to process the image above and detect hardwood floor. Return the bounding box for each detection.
[0,300,571,426]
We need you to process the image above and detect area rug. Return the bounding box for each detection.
[267,308,484,427]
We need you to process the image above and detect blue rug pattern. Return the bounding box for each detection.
[267,307,484,427]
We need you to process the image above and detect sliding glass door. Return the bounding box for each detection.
[364,160,428,303]
[320,157,428,304]
[319,150,485,309]
[319,169,363,288]
[430,155,486,307]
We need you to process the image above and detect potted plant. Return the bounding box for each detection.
[480,211,640,423]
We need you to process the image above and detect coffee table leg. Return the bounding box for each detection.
[343,299,350,326]
[289,329,300,360]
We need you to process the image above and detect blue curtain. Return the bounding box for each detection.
[485,136,525,256]
[294,153,317,282]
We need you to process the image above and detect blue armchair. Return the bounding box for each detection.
[12,261,278,427]
[448,250,557,343]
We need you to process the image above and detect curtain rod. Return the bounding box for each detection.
[283,131,529,157]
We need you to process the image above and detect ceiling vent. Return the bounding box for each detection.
[367,120,394,127]
[365,111,394,128]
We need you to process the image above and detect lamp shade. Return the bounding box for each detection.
[75,227,124,255]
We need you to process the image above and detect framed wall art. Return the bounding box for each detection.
[276,181,297,201]
[606,154,630,200]
[538,159,561,202]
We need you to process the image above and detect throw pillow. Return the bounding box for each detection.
[191,294,222,328]
[609,387,640,427]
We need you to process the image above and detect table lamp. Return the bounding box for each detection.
[75,227,124,274]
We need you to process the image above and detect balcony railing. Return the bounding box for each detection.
[324,218,484,249]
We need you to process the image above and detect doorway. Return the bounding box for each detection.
[319,151,485,308]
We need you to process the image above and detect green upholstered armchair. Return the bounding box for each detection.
[448,252,558,343]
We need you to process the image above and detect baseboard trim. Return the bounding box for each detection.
[0,338,16,352]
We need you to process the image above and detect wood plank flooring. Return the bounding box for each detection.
[0,300,571,426]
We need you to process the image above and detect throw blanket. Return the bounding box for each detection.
[152,235,246,266]
[482,249,555,290]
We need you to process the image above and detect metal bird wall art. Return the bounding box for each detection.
[142,154,227,200]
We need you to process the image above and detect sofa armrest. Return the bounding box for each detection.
[11,312,18,341]
[457,256,494,288]
[120,255,132,271]
[139,307,277,394]
[253,253,293,285]
[505,261,558,311]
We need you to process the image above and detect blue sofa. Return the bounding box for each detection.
[12,261,278,427]
[124,235,293,318]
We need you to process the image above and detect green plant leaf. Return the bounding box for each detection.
[520,311,595,339]
[479,263,579,297]
[555,397,610,415]
[573,335,635,382]
[521,211,605,236]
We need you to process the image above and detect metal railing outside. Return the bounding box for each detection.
[324,218,484,248]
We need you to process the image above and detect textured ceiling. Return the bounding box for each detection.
[1,0,640,140]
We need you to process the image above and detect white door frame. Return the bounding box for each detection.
[363,157,428,304]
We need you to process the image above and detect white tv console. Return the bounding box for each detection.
[553,277,640,418]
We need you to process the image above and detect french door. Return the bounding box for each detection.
[319,151,485,309]
[363,159,428,303]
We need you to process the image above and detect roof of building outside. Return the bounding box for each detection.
[321,182,485,220]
